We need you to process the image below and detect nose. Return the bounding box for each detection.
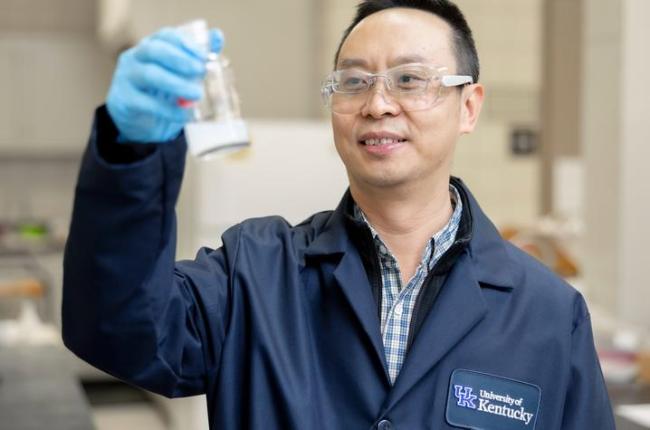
[359,77,401,119]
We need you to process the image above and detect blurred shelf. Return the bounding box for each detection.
[0,152,82,163]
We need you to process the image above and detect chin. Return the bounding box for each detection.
[357,170,414,189]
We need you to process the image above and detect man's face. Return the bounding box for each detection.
[332,8,483,192]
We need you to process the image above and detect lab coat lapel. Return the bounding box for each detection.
[332,250,388,378]
[304,192,389,381]
[383,250,488,411]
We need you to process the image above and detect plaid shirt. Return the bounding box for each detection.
[355,185,463,384]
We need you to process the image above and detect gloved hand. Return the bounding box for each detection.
[106,27,224,143]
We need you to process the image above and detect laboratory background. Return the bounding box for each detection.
[1,0,649,428]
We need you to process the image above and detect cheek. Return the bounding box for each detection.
[331,114,357,151]
[408,111,439,144]
[406,111,460,164]
[409,106,459,143]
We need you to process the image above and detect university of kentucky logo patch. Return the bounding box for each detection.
[446,369,541,429]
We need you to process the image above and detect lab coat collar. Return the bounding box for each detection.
[452,177,520,290]
[304,177,520,291]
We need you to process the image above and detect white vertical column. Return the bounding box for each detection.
[583,0,650,325]
[619,0,650,325]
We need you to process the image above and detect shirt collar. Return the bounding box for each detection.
[352,185,463,267]
[303,177,520,290]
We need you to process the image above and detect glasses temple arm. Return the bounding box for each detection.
[440,75,474,87]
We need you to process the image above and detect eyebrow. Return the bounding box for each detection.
[337,55,429,69]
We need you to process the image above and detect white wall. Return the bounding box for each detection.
[453,123,541,227]
[177,120,349,259]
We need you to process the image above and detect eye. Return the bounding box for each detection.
[344,77,364,87]
[335,71,368,92]
[395,73,427,90]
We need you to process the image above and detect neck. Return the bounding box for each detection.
[351,178,454,283]
[351,179,453,235]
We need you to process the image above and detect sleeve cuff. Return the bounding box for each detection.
[95,105,160,165]
[76,105,188,197]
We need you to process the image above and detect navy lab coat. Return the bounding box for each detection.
[62,107,615,429]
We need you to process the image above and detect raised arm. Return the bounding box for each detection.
[62,27,233,398]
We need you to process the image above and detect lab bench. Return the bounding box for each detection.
[0,345,95,430]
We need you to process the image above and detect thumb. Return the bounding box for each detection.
[209,28,225,54]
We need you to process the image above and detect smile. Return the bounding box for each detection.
[358,131,408,147]
[362,137,407,146]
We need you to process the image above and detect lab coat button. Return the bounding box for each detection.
[377,419,393,430]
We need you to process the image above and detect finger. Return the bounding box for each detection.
[121,83,193,123]
[135,38,205,78]
[151,27,207,60]
[129,62,203,101]
[209,28,225,54]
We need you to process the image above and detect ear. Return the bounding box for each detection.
[459,83,484,135]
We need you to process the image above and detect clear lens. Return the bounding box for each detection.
[323,64,443,114]
[334,70,370,93]
[389,66,432,92]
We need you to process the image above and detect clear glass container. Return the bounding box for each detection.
[177,20,249,158]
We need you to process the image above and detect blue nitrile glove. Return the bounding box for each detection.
[106,27,225,143]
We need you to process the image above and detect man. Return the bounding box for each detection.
[63,0,615,428]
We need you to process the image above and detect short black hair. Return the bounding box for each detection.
[334,0,480,83]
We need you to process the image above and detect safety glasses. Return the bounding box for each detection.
[321,63,473,114]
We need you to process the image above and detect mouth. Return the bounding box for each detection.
[358,132,408,146]
[361,137,408,146]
